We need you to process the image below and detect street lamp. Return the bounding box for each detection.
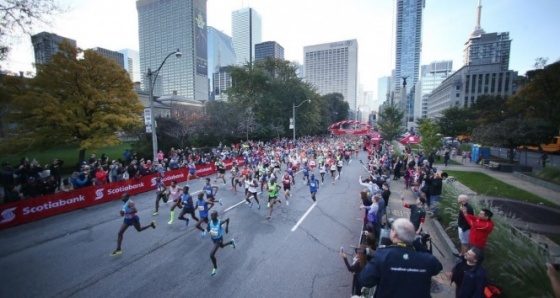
[292,99,311,144]
[147,48,181,162]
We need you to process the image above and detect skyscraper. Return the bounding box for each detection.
[137,0,208,100]
[414,60,453,121]
[304,39,358,112]
[31,32,76,65]
[255,41,284,62]
[232,7,262,65]
[119,48,141,84]
[207,26,237,76]
[92,47,125,68]
[394,0,425,95]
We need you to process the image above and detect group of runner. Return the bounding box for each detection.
[110,136,365,276]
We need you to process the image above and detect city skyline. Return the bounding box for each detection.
[2,0,559,98]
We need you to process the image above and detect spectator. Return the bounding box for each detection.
[1,162,15,196]
[50,159,64,190]
[3,184,21,203]
[546,263,560,298]
[59,178,74,192]
[340,245,368,297]
[451,247,487,298]
[462,207,494,250]
[95,166,108,185]
[381,182,391,210]
[359,218,442,298]
[70,171,89,189]
[456,195,474,257]
[401,195,426,234]
[429,172,443,218]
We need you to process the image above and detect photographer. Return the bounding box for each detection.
[359,218,442,298]
[340,245,368,296]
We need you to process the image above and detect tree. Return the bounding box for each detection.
[1,42,143,162]
[0,74,26,137]
[417,118,441,155]
[472,118,557,163]
[0,0,65,60]
[469,95,508,126]
[437,106,475,138]
[377,103,404,142]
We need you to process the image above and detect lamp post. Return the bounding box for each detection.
[147,48,181,162]
[292,99,311,144]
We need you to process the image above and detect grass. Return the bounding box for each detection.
[440,185,554,298]
[433,158,462,166]
[1,143,132,175]
[443,170,558,208]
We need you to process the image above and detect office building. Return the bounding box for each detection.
[207,26,236,99]
[92,47,125,69]
[212,66,233,101]
[255,41,284,62]
[414,60,453,121]
[303,39,358,112]
[394,0,424,95]
[232,7,262,65]
[377,76,392,107]
[119,48,141,84]
[137,0,208,101]
[463,1,511,71]
[31,32,77,65]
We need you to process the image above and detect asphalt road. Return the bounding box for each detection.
[0,153,370,298]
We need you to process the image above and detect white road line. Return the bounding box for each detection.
[291,202,317,232]
[224,199,247,212]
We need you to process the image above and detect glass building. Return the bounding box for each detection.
[207,26,236,99]
[137,0,208,100]
[414,61,453,121]
[232,7,262,65]
[31,32,76,65]
[92,47,125,69]
[255,41,284,62]
[119,48,141,84]
[304,39,359,112]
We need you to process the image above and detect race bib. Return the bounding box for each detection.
[198,206,205,211]
[210,229,219,237]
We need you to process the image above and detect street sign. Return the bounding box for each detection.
[144,108,152,125]
[145,125,152,133]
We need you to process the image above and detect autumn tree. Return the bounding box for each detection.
[1,42,143,162]
[0,0,65,60]
[377,103,405,142]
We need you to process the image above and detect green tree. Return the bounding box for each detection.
[377,103,404,142]
[418,118,441,155]
[473,118,557,162]
[1,42,143,162]
[436,106,474,138]
[0,0,65,60]
[469,95,508,126]
[0,74,26,137]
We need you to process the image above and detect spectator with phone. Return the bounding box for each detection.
[340,245,367,297]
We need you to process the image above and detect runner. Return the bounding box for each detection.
[230,162,242,194]
[167,180,182,224]
[330,161,337,184]
[282,171,292,205]
[302,163,310,184]
[195,192,215,238]
[319,163,326,186]
[336,158,344,179]
[153,177,168,216]
[245,174,261,209]
[214,158,227,185]
[177,186,198,227]
[203,177,221,206]
[186,159,198,183]
[110,193,156,256]
[207,210,236,276]
[309,174,319,203]
[266,177,281,220]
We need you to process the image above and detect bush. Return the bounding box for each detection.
[535,167,560,185]
[441,184,554,298]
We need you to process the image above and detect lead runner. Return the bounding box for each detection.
[111,193,156,256]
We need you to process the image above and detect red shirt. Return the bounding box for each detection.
[464,214,494,248]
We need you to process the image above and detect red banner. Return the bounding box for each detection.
[0,157,245,230]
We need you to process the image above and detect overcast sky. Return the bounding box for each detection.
[2,0,559,96]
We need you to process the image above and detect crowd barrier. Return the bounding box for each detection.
[0,157,245,230]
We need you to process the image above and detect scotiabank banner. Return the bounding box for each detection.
[0,157,244,230]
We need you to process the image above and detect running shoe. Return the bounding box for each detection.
[219,198,223,206]
[185,218,190,227]
[211,268,217,276]
[110,249,122,256]
[258,191,263,195]
[201,231,207,238]
[277,200,282,204]
[168,220,173,225]
[258,204,261,210]
[151,221,157,229]
[267,202,270,208]
[231,238,236,249]
[249,202,254,209]
[152,212,159,216]
[286,200,289,206]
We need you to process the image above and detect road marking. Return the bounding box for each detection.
[224,199,247,212]
[291,202,317,232]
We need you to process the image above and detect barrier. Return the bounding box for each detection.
[0,157,245,230]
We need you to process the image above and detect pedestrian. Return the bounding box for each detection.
[456,195,474,257]
[541,152,549,168]
[401,195,426,234]
[444,149,450,167]
[207,210,236,276]
[111,193,156,256]
[462,207,494,250]
[177,186,198,227]
[359,218,443,297]
[153,177,168,216]
[451,247,487,298]
[309,173,320,203]
[195,192,214,238]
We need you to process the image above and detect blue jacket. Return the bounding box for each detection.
[359,245,443,298]
[451,260,487,298]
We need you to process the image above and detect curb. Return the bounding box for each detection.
[426,218,459,259]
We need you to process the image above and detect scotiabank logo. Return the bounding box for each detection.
[150,173,185,186]
[22,195,86,215]
[95,188,105,200]
[105,183,145,196]
[0,207,17,224]
[197,166,213,175]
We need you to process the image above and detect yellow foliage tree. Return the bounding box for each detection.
[3,41,143,162]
